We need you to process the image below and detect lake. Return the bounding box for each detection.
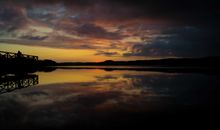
[0,67,220,128]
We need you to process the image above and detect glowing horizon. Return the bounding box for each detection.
[0,43,148,62]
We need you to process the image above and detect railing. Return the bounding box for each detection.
[0,51,38,61]
[0,74,39,94]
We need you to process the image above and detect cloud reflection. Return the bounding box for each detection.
[0,70,220,127]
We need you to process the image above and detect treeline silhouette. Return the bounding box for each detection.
[1,50,220,74]
[57,57,220,68]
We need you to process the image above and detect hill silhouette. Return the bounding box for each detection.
[57,57,220,68]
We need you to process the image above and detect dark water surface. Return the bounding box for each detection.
[0,68,220,128]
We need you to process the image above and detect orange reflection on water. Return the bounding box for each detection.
[35,68,163,85]
[1,68,217,127]
[36,69,100,85]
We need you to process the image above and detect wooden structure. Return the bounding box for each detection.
[0,51,38,61]
[0,74,39,94]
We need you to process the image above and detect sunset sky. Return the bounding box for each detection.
[0,0,219,62]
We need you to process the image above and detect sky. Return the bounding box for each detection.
[0,0,219,62]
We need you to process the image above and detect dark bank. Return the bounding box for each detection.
[1,51,220,129]
[2,50,220,74]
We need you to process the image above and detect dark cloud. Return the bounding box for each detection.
[79,44,97,49]
[30,0,220,24]
[20,35,48,41]
[95,50,119,57]
[106,0,219,25]
[0,6,27,33]
[26,3,67,25]
[124,26,220,57]
[74,23,124,40]
[1,0,219,25]
[0,0,219,58]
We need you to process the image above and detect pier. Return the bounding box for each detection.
[0,51,38,61]
[0,74,39,94]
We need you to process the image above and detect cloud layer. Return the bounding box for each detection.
[0,0,219,58]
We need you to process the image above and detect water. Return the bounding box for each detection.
[0,68,220,127]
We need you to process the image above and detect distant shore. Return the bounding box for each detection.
[57,57,220,67]
[1,56,220,75]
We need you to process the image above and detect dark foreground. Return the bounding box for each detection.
[0,67,220,129]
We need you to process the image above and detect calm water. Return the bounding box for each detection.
[0,68,220,127]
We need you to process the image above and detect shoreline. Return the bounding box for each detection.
[1,65,220,75]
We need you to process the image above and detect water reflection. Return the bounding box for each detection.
[0,69,220,128]
[0,74,38,94]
